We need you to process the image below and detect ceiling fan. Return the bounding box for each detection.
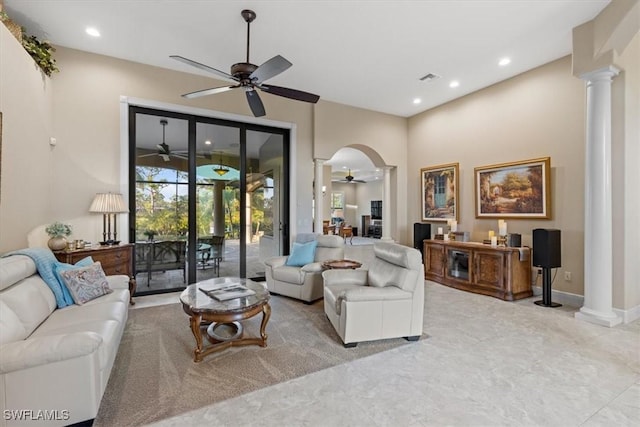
[340,169,365,183]
[170,9,320,117]
[138,119,187,162]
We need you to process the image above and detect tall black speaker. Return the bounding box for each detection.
[414,223,431,255]
[533,229,561,268]
[533,228,562,308]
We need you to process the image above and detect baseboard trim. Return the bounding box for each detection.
[614,304,640,324]
[532,285,584,308]
[532,286,640,324]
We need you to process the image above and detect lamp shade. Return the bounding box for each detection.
[89,193,129,213]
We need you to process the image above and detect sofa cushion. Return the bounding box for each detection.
[286,240,318,267]
[315,235,345,262]
[369,244,421,291]
[4,248,75,308]
[0,300,28,344]
[0,255,37,291]
[30,319,122,371]
[272,265,305,284]
[0,275,57,340]
[59,262,113,305]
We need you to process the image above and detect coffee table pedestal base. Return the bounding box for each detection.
[187,303,271,363]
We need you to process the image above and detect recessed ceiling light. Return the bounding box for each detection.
[499,57,511,66]
[86,27,100,37]
[413,98,422,105]
[205,140,212,145]
[449,80,460,88]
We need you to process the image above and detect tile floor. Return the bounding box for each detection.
[133,279,639,427]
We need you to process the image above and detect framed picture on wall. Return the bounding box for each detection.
[474,157,551,219]
[420,163,459,222]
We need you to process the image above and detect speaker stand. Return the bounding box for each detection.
[534,267,562,308]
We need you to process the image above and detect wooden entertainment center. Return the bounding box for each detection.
[423,240,532,301]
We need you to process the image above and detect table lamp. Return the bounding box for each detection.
[89,193,129,245]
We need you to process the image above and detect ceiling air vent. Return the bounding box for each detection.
[419,73,440,82]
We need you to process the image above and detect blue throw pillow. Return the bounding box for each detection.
[286,240,317,267]
[53,256,94,298]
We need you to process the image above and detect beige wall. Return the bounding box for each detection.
[0,24,54,251]
[407,56,587,296]
[314,101,408,242]
[0,43,318,251]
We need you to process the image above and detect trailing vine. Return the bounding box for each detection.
[21,32,59,76]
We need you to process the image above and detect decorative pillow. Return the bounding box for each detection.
[286,240,318,267]
[53,256,94,291]
[59,261,112,305]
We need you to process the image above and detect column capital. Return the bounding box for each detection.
[579,65,620,82]
[314,158,328,165]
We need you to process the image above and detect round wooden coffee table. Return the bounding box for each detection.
[322,259,362,269]
[180,278,271,362]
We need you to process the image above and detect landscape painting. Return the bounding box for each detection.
[421,163,459,222]
[474,157,551,219]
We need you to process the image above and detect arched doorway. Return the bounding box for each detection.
[314,145,394,241]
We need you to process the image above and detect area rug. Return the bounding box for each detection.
[94,295,410,426]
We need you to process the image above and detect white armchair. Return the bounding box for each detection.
[264,234,344,303]
[322,242,424,347]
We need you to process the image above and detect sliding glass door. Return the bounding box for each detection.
[129,107,289,295]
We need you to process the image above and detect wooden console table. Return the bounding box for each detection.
[423,240,532,301]
[54,244,136,305]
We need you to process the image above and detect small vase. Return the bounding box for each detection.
[48,235,68,251]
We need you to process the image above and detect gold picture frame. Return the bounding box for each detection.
[474,157,551,219]
[420,163,459,222]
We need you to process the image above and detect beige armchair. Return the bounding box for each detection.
[322,242,424,347]
[264,234,344,303]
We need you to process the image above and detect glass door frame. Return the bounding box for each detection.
[128,106,290,290]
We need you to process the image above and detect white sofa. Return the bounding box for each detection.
[264,234,344,303]
[323,242,424,347]
[0,254,130,426]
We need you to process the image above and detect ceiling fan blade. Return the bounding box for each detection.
[249,55,292,84]
[182,85,239,99]
[246,89,266,117]
[170,55,238,82]
[259,84,320,103]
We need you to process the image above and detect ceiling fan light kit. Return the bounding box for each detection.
[171,9,320,117]
[213,165,229,176]
[213,153,229,176]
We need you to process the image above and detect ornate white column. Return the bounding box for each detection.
[381,166,393,241]
[575,66,622,327]
[314,159,324,235]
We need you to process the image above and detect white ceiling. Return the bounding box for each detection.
[5,0,610,180]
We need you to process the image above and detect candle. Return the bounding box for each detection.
[499,222,507,236]
[490,236,497,246]
[451,220,457,232]
[437,227,443,235]
[488,230,495,238]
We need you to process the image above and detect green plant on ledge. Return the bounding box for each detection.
[21,32,58,77]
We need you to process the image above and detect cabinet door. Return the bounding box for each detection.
[445,248,471,283]
[474,250,504,290]
[424,243,445,279]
